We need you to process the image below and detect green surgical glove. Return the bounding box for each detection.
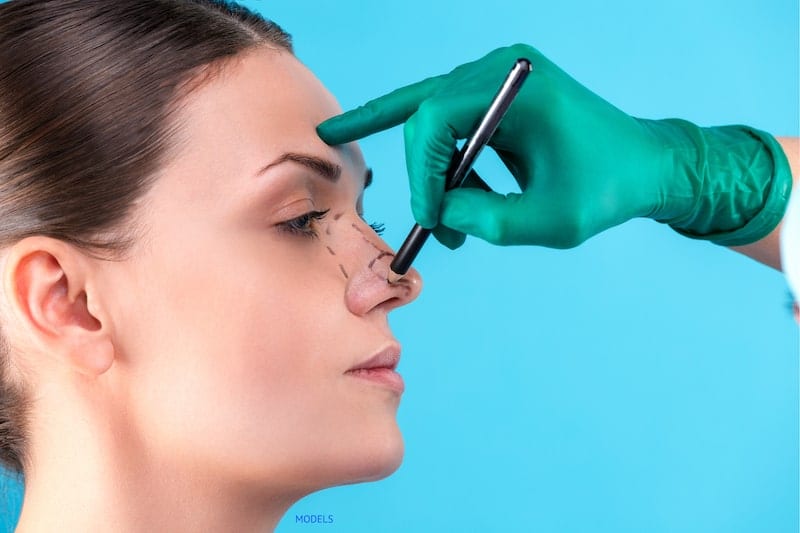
[317,44,792,250]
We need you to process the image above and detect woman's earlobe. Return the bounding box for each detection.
[3,237,115,377]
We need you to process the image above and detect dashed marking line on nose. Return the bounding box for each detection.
[347,222,396,282]
[339,264,349,279]
[326,246,336,256]
[368,251,395,269]
[351,223,384,251]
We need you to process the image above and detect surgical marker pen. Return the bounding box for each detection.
[387,58,533,284]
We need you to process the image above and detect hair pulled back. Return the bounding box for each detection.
[0,0,292,475]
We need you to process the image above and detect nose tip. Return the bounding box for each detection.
[386,267,422,305]
[393,265,422,299]
[344,249,423,316]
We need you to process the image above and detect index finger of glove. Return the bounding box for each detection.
[316,75,445,145]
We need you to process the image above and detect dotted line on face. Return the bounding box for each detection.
[324,215,398,283]
[350,223,398,282]
[351,223,385,252]
[368,251,394,270]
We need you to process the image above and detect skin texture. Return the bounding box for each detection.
[5,47,422,532]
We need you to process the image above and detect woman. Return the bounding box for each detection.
[0,0,421,530]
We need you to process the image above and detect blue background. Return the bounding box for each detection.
[2,0,798,531]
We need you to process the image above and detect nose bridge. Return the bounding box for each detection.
[347,217,393,271]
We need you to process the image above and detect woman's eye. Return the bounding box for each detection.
[278,208,330,239]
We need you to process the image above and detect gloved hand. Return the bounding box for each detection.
[317,44,792,250]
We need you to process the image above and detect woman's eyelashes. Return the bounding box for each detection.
[368,221,385,236]
[277,208,385,239]
[277,208,330,239]
[359,210,385,236]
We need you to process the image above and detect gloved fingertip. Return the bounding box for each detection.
[315,120,343,145]
[437,190,493,240]
[438,189,473,223]
[433,225,466,250]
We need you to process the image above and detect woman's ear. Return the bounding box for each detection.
[2,236,114,377]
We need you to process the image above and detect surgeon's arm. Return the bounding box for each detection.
[729,137,799,271]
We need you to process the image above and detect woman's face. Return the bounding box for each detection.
[96,48,422,494]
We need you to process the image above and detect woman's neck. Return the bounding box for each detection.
[13,384,298,532]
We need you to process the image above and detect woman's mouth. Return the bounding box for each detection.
[345,343,404,393]
[345,367,405,394]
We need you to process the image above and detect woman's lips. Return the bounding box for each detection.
[346,343,404,393]
[345,367,405,394]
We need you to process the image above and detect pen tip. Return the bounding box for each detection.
[386,269,405,285]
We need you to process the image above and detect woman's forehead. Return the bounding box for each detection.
[155,47,365,204]
[167,47,359,168]
[181,49,339,136]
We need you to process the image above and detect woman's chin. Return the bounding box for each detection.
[361,436,405,483]
[333,429,405,487]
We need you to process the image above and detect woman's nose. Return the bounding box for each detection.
[344,234,423,317]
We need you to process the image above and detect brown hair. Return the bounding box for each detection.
[0,0,292,476]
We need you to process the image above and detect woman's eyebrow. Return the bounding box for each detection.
[257,152,373,190]
[257,152,341,182]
